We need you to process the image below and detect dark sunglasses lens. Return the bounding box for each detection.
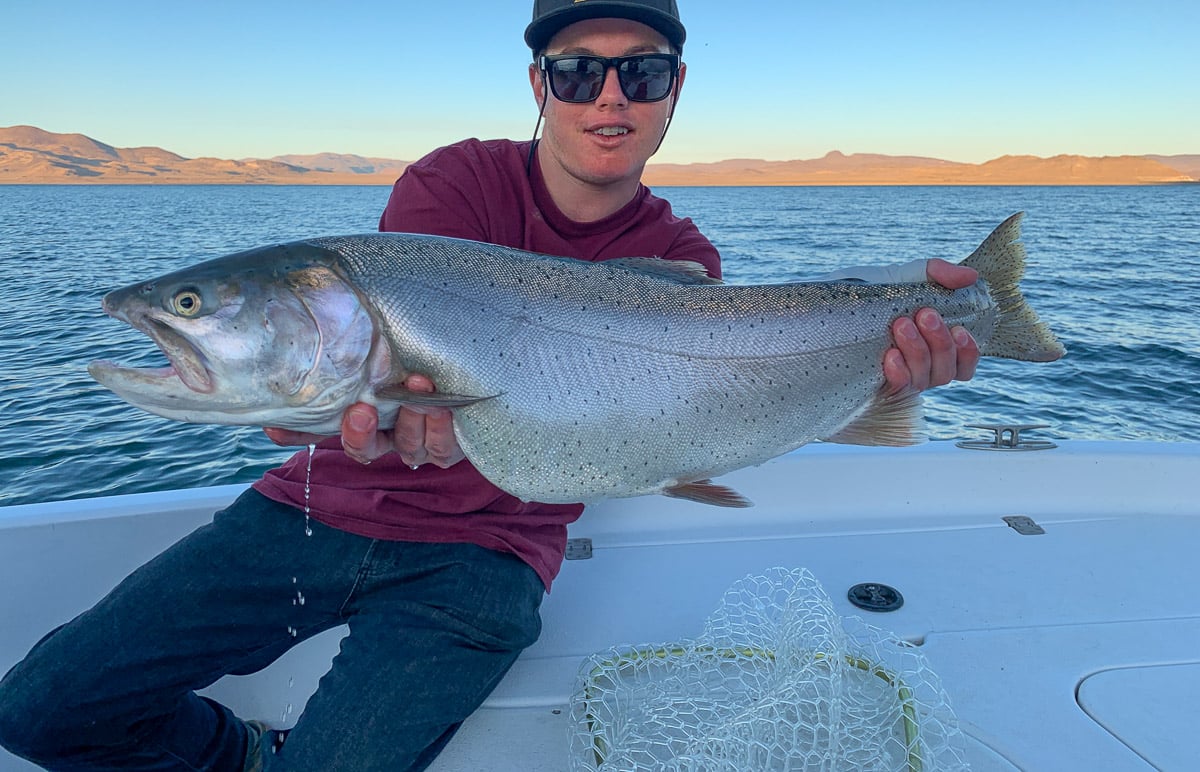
[618,57,674,101]
[548,58,606,103]
[545,56,676,103]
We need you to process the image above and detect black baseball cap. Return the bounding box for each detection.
[525,0,686,53]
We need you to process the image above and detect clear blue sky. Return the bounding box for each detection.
[3,0,1196,164]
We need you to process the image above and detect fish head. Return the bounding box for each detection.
[88,241,386,432]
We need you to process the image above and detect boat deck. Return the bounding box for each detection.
[3,441,1197,770]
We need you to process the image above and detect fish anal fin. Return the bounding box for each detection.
[374,384,497,408]
[663,479,753,508]
[825,388,924,447]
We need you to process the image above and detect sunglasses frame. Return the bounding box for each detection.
[539,53,680,104]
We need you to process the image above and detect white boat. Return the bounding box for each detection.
[3,434,1198,771]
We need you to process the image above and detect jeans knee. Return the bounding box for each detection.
[0,654,98,765]
[0,668,57,762]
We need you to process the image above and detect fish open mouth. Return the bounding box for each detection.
[89,317,214,397]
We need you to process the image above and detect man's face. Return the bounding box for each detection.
[530,17,684,191]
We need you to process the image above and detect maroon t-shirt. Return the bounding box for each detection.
[254,138,720,588]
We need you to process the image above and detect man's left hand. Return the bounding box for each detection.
[883,258,981,392]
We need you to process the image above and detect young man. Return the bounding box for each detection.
[0,2,978,770]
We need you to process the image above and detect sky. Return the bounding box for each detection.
[3,0,1196,165]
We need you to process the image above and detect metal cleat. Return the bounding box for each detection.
[956,423,1057,451]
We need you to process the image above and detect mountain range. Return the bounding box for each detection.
[2,125,1196,186]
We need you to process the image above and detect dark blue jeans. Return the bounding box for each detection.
[0,490,545,771]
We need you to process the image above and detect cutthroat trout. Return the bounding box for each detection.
[89,212,1064,506]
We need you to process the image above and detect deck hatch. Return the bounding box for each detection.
[1003,515,1046,535]
[565,538,593,560]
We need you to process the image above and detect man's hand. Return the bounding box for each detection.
[882,259,981,393]
[264,374,464,468]
[378,374,463,468]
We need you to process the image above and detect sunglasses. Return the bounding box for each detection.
[540,54,680,104]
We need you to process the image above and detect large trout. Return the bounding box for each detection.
[89,213,1064,506]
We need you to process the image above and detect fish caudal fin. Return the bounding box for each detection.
[962,212,1066,362]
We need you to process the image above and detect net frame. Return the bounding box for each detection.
[568,568,969,771]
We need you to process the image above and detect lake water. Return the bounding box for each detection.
[1,184,1197,507]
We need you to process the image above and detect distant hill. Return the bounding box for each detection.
[641,150,1195,186]
[1146,154,1200,179]
[643,151,967,186]
[269,152,410,179]
[0,126,405,184]
[1,126,1194,185]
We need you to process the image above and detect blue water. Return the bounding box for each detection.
[1,184,1197,507]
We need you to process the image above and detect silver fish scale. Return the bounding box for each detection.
[305,234,999,504]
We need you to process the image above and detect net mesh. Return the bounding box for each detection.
[569,568,969,771]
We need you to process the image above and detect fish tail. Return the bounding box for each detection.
[961,212,1066,362]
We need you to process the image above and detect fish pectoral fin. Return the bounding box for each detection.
[663,479,753,508]
[824,388,924,447]
[373,384,498,408]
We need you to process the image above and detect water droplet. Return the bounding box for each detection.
[281,444,317,729]
[303,443,315,537]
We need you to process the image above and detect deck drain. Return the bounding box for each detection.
[847,582,904,612]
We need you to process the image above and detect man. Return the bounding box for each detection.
[0,1,978,770]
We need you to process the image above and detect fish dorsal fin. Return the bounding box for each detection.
[374,384,497,408]
[604,258,723,285]
[664,479,753,507]
[824,388,925,446]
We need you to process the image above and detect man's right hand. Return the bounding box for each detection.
[264,374,464,468]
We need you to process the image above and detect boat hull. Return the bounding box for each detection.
[3,440,1197,771]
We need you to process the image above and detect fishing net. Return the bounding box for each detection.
[568,567,969,771]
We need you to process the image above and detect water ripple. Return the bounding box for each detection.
[3,184,1198,505]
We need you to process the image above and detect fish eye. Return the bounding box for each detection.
[171,289,203,317]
